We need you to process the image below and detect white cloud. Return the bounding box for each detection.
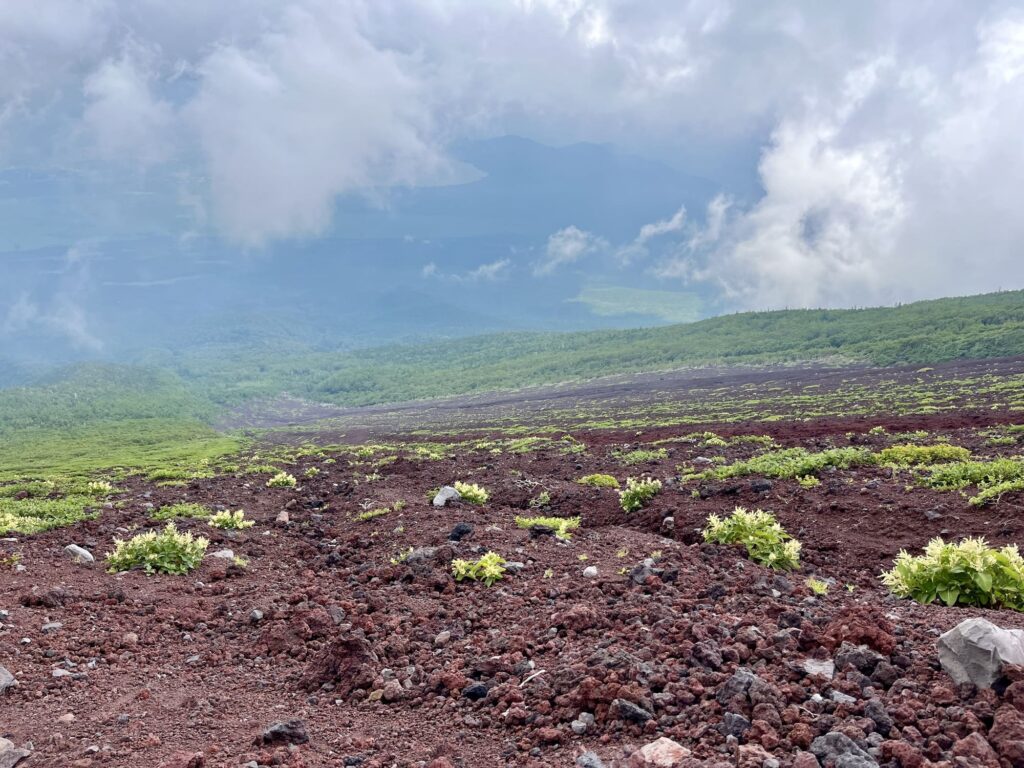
[83,43,174,167]
[422,258,512,283]
[536,225,608,275]
[655,13,1024,308]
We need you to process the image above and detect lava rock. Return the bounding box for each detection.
[448,523,473,541]
[0,738,30,768]
[63,544,94,564]
[864,699,893,736]
[0,666,16,694]
[937,618,1024,689]
[810,732,878,767]
[989,705,1024,765]
[750,479,773,493]
[802,659,835,679]
[582,566,598,578]
[611,698,653,724]
[462,682,489,701]
[834,642,884,675]
[433,486,462,507]
[722,712,751,738]
[628,737,691,767]
[576,753,607,768]
[258,719,309,746]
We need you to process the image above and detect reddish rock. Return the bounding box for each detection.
[628,737,691,767]
[737,744,773,768]
[951,732,1000,768]
[989,705,1024,765]
[788,723,814,750]
[792,751,820,768]
[157,752,205,768]
[880,740,925,768]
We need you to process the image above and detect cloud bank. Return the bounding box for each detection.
[0,1,1022,309]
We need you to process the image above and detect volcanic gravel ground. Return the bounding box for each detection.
[2,416,1024,767]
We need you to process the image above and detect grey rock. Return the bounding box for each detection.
[582,566,598,578]
[611,698,653,724]
[802,659,835,678]
[830,690,856,706]
[576,752,607,768]
[434,630,451,647]
[750,478,773,493]
[864,699,893,736]
[834,642,884,675]
[448,522,473,541]
[716,668,766,706]
[722,712,751,738]
[259,719,309,745]
[63,544,94,564]
[249,609,264,624]
[660,517,675,535]
[405,547,438,565]
[0,665,15,693]
[937,617,1024,689]
[211,549,235,560]
[0,738,30,768]
[570,719,588,735]
[51,669,72,678]
[41,622,62,634]
[462,682,489,701]
[811,732,877,767]
[432,486,462,507]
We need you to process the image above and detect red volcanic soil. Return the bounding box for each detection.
[2,415,1024,767]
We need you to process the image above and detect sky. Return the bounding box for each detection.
[2,0,1024,343]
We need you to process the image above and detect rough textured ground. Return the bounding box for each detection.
[3,402,1024,766]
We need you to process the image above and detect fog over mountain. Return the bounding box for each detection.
[2,1,1023,365]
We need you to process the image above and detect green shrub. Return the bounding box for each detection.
[797,475,820,488]
[882,537,1024,610]
[152,502,211,521]
[877,444,971,466]
[806,577,829,595]
[0,495,99,534]
[615,448,668,465]
[703,508,801,570]
[684,447,874,482]
[86,480,114,495]
[452,551,507,586]
[529,490,552,508]
[924,458,1024,491]
[208,510,254,530]
[577,474,619,488]
[304,467,321,478]
[106,523,209,575]
[619,477,662,512]
[266,471,297,488]
[454,481,489,505]
[356,507,389,522]
[514,515,581,540]
[969,478,1024,506]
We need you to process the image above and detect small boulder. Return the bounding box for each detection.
[811,732,878,767]
[63,544,94,564]
[0,665,16,693]
[611,698,653,724]
[448,522,473,541]
[258,719,308,746]
[0,738,30,768]
[582,566,598,579]
[937,618,1024,689]
[433,486,462,507]
[628,737,690,767]
[210,549,235,560]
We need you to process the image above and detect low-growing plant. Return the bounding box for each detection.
[577,474,619,488]
[152,502,211,521]
[882,537,1024,610]
[106,523,209,575]
[615,448,668,465]
[683,447,874,483]
[451,551,507,586]
[969,478,1024,507]
[0,495,100,534]
[208,510,254,530]
[390,546,414,565]
[304,467,321,478]
[514,515,580,540]
[924,458,1024,492]
[797,475,820,488]
[877,444,971,466]
[703,508,801,570]
[806,577,829,595]
[529,490,552,508]
[454,481,489,505]
[618,476,662,512]
[356,507,389,522]
[266,471,297,489]
[86,480,113,495]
